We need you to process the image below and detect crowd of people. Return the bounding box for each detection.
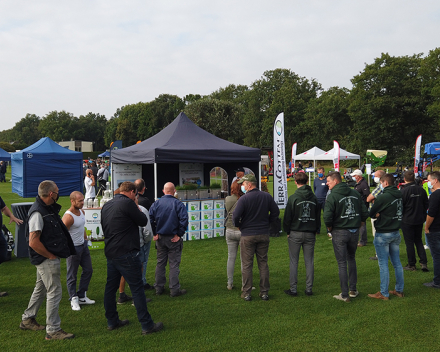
[1,165,439,340]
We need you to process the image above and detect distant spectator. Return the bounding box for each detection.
[0,161,6,183]
[84,170,95,201]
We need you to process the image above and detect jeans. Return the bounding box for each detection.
[287,231,316,292]
[66,242,93,299]
[139,241,152,286]
[359,223,368,245]
[225,228,241,286]
[22,258,62,333]
[426,232,440,285]
[155,236,183,294]
[240,234,270,296]
[104,251,154,331]
[373,231,404,297]
[331,229,358,298]
[401,223,427,266]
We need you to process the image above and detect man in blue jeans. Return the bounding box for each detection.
[424,171,440,289]
[368,173,404,300]
[101,181,163,335]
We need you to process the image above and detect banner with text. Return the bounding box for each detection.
[273,113,288,209]
[414,134,422,173]
[291,143,297,173]
[333,140,340,172]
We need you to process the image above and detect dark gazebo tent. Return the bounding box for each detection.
[111,112,261,200]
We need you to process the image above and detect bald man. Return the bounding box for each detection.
[149,182,188,297]
[62,191,95,311]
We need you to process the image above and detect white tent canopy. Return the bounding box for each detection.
[314,147,360,161]
[293,146,326,160]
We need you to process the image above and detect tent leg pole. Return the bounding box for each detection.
[259,161,261,190]
[154,163,158,201]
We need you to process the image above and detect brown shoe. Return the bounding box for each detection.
[403,265,416,271]
[357,243,365,247]
[368,292,389,300]
[45,329,75,340]
[20,318,46,331]
[420,264,429,272]
[389,290,404,298]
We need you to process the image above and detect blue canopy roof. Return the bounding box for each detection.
[98,151,110,157]
[0,147,11,161]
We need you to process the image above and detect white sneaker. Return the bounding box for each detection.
[78,292,95,305]
[424,245,430,250]
[333,293,350,302]
[71,296,81,311]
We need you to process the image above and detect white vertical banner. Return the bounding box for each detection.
[414,134,422,174]
[273,113,288,209]
[333,140,340,172]
[291,143,297,173]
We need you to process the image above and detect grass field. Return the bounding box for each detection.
[0,170,438,351]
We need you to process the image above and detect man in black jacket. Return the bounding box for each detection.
[351,169,370,246]
[233,174,279,301]
[400,170,429,271]
[20,181,76,340]
[101,181,163,335]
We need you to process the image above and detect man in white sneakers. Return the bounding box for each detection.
[62,191,95,311]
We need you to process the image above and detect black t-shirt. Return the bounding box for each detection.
[0,196,5,229]
[428,189,440,232]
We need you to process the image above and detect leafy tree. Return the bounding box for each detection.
[348,53,434,162]
[0,142,15,152]
[77,112,107,150]
[297,87,351,153]
[420,48,440,124]
[184,98,243,143]
[38,111,79,142]
[104,117,119,148]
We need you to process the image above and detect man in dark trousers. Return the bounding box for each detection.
[400,170,429,272]
[351,169,370,246]
[283,172,320,297]
[149,182,188,297]
[101,181,163,335]
[313,167,329,218]
[324,172,369,303]
[233,174,280,301]
[135,178,152,211]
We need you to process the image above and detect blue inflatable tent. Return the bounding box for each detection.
[12,137,83,198]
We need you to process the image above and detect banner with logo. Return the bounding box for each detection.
[273,113,288,209]
[291,143,297,173]
[414,134,422,173]
[333,140,340,172]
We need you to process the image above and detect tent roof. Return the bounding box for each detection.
[111,112,261,164]
[425,142,440,155]
[0,147,11,161]
[294,147,327,160]
[12,137,83,160]
[315,147,360,160]
[98,151,110,157]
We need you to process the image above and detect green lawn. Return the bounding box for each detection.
[0,172,437,351]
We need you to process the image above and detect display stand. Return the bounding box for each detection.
[185,198,225,241]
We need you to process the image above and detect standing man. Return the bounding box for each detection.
[101,181,163,334]
[400,170,429,271]
[233,174,280,301]
[135,179,152,211]
[149,182,188,297]
[0,161,6,182]
[366,169,385,260]
[368,173,404,300]
[62,191,95,311]
[20,181,76,340]
[97,165,109,192]
[324,172,369,303]
[84,169,95,201]
[1,195,23,296]
[232,167,245,183]
[424,171,440,289]
[283,172,320,297]
[313,167,328,217]
[351,169,371,247]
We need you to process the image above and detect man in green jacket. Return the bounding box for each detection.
[324,172,369,302]
[283,172,321,297]
[368,173,404,300]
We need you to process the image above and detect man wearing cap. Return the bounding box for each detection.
[232,167,245,184]
[351,169,370,247]
[233,174,280,301]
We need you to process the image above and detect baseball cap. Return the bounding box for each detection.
[350,169,363,177]
[237,174,257,184]
[234,167,245,173]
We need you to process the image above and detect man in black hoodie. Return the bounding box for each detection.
[324,172,369,302]
[283,172,320,297]
[400,170,429,271]
[368,173,404,300]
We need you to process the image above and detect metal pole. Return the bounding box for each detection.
[154,163,158,200]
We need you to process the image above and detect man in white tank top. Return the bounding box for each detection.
[62,191,95,311]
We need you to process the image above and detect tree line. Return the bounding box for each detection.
[1,48,439,165]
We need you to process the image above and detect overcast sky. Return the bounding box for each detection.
[1,0,439,131]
